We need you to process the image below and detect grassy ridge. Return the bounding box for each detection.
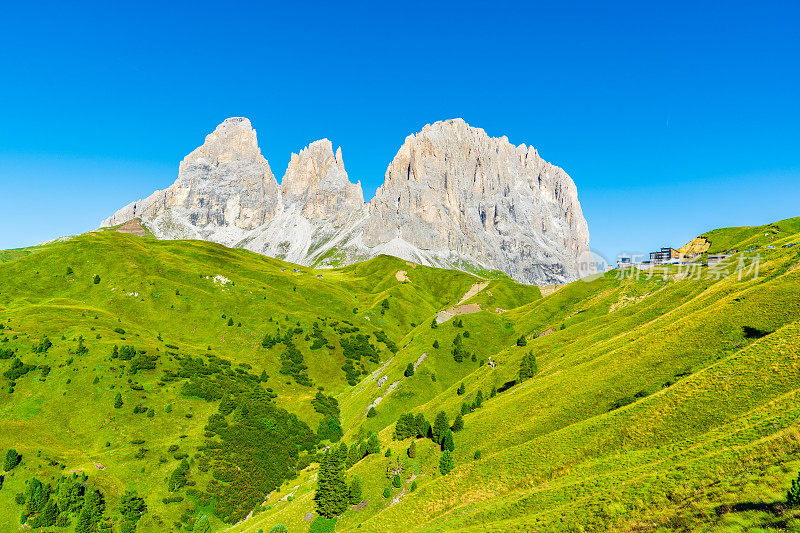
[1,221,799,532]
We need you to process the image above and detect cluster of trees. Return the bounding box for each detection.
[314,443,366,518]
[13,473,122,531]
[4,448,21,471]
[260,327,313,386]
[451,333,475,363]
[3,357,36,381]
[32,336,52,354]
[163,353,317,524]
[339,334,378,386]
[312,390,343,442]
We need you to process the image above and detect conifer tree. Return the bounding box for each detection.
[457,382,466,395]
[475,389,484,408]
[441,430,455,452]
[4,448,20,471]
[788,471,800,507]
[439,451,454,475]
[385,447,392,457]
[348,475,362,505]
[367,406,377,418]
[114,393,123,409]
[430,319,438,329]
[407,441,416,458]
[392,473,401,488]
[432,411,449,444]
[433,339,439,348]
[518,351,538,382]
[193,515,211,533]
[451,414,464,432]
[404,363,415,377]
[516,335,527,346]
[314,451,348,518]
[365,433,380,455]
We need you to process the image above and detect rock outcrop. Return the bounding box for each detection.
[102,117,592,284]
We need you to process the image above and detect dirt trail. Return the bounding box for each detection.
[436,281,490,324]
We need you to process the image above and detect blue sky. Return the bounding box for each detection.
[1,1,798,263]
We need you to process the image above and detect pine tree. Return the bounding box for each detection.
[407,441,416,458]
[518,351,538,382]
[516,335,527,346]
[457,382,466,395]
[92,274,101,285]
[66,267,74,276]
[365,433,380,455]
[314,451,348,518]
[227,317,234,326]
[114,393,123,409]
[383,486,391,498]
[367,406,377,418]
[430,319,438,329]
[451,414,464,432]
[270,526,288,533]
[348,475,362,505]
[385,447,392,457]
[441,430,455,452]
[381,298,390,309]
[392,474,401,488]
[433,339,439,348]
[439,451,454,475]
[475,389,484,408]
[788,471,800,507]
[490,385,497,398]
[347,443,362,469]
[194,515,211,533]
[432,411,449,444]
[410,480,418,492]
[404,363,415,377]
[4,448,20,471]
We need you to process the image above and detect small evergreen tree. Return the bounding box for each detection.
[410,480,418,492]
[451,414,464,432]
[518,351,538,382]
[381,298,390,309]
[227,317,234,326]
[432,411,449,444]
[385,447,392,457]
[516,335,527,346]
[367,406,377,418]
[270,526,288,533]
[430,319,438,329]
[407,441,416,458]
[439,451,454,475]
[490,385,497,398]
[314,451,348,518]
[475,389,484,408]
[92,274,101,285]
[404,363,415,377]
[457,382,466,395]
[114,393,124,409]
[441,430,455,452]
[474,449,482,460]
[788,471,800,507]
[4,448,20,471]
[433,339,439,348]
[365,433,380,455]
[382,487,391,498]
[348,475,362,505]
[66,267,74,276]
[392,473,401,488]
[194,515,211,533]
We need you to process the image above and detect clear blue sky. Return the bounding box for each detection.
[1,1,798,263]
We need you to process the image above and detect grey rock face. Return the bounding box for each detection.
[102,117,591,284]
[363,119,591,283]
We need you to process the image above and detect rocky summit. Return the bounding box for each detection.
[102,117,591,284]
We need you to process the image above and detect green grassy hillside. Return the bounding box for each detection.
[1,221,800,532]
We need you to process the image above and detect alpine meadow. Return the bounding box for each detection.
[2,216,800,532]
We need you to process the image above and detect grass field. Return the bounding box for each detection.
[1,220,800,532]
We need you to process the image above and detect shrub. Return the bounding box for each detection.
[474,449,482,460]
[433,340,439,349]
[407,441,416,458]
[430,319,438,329]
[410,480,418,492]
[93,274,101,284]
[392,474,401,488]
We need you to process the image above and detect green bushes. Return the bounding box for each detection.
[789,471,800,507]
[114,393,123,409]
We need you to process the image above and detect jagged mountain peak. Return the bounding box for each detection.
[102,117,590,284]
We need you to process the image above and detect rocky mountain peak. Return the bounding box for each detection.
[102,117,591,284]
[281,139,364,222]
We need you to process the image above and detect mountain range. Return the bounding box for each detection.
[102,117,591,285]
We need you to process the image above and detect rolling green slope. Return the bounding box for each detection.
[1,220,800,532]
